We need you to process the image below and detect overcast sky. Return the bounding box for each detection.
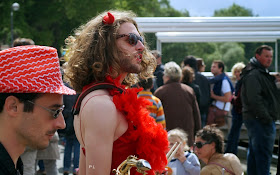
[169,0,280,17]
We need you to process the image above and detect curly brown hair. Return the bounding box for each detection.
[195,125,224,153]
[64,10,156,92]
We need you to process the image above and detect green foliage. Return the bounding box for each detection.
[161,42,216,65]
[214,3,253,17]
[220,43,246,71]
[162,43,188,63]
[0,0,185,53]
[203,43,246,72]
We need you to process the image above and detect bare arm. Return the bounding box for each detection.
[81,95,120,175]
[210,91,231,102]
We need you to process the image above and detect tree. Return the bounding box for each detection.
[202,3,253,71]
[0,0,185,54]
[214,3,253,17]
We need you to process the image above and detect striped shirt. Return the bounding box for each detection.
[138,91,166,129]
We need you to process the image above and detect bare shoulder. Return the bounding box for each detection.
[80,89,118,124]
[79,89,127,140]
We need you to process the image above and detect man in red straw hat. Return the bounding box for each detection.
[0,45,76,175]
[64,10,169,175]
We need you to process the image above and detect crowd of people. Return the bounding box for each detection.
[0,9,280,175]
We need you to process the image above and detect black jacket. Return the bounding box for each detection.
[241,57,280,124]
[0,142,23,175]
[62,83,79,138]
[193,72,211,113]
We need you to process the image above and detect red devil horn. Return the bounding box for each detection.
[103,12,115,25]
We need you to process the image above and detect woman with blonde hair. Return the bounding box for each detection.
[168,128,200,175]
[225,62,245,154]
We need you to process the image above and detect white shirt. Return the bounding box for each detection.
[213,79,231,111]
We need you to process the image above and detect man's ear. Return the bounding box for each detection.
[4,96,21,116]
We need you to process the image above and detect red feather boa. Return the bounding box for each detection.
[107,76,169,174]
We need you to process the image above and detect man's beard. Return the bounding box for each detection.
[119,52,142,74]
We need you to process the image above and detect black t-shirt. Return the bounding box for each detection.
[0,142,23,175]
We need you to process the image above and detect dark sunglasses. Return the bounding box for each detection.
[193,141,211,149]
[27,100,65,119]
[117,33,144,46]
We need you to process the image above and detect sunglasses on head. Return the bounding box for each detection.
[117,33,144,46]
[193,141,212,149]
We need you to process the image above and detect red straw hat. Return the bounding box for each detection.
[0,45,76,95]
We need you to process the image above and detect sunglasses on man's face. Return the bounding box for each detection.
[117,33,144,46]
[193,141,211,149]
[27,100,65,119]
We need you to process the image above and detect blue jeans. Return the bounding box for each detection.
[63,137,80,173]
[244,118,276,175]
[200,112,207,128]
[38,160,45,171]
[225,109,243,155]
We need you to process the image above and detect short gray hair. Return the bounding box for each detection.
[151,50,161,59]
[164,61,182,82]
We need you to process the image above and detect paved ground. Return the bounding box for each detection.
[54,143,278,175]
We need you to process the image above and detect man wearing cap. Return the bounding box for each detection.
[0,45,76,175]
[65,10,168,175]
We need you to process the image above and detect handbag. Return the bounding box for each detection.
[207,104,228,127]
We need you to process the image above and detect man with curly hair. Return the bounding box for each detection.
[64,10,168,175]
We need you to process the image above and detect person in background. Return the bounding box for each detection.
[0,45,75,175]
[225,62,245,155]
[137,78,166,129]
[64,10,168,174]
[241,45,280,175]
[168,128,200,175]
[151,50,164,92]
[37,160,45,175]
[154,61,201,147]
[196,58,206,73]
[183,56,210,127]
[13,38,35,47]
[36,132,60,175]
[62,83,80,175]
[194,125,243,175]
[181,66,201,107]
[207,60,233,126]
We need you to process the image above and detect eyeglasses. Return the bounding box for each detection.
[27,100,65,119]
[193,141,211,149]
[117,33,144,46]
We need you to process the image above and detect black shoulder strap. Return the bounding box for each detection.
[72,82,124,115]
